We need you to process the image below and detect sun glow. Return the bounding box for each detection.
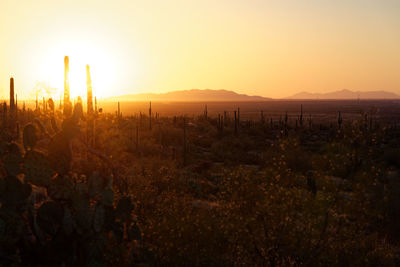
[38,42,118,100]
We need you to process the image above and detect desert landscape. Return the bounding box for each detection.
[1,0,400,266]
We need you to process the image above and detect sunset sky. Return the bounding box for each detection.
[0,0,399,99]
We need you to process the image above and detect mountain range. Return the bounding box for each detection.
[104,88,400,102]
[106,89,270,102]
[287,89,400,99]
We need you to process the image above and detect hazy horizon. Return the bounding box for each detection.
[1,0,399,100]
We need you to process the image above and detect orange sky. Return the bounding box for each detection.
[0,0,399,99]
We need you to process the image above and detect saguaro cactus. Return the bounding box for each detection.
[10,77,15,113]
[15,94,18,120]
[86,65,93,115]
[149,101,152,130]
[261,110,265,124]
[338,111,343,129]
[63,56,72,116]
[234,110,238,136]
[224,111,227,125]
[299,104,303,127]
[136,122,139,151]
[36,94,38,111]
[118,102,121,118]
[183,117,187,165]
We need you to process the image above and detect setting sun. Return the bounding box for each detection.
[2,1,400,266]
[38,42,119,100]
[1,0,398,100]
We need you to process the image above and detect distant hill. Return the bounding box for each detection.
[106,89,271,102]
[287,89,400,99]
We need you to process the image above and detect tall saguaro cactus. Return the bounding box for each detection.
[63,56,72,116]
[86,65,93,115]
[95,96,98,113]
[149,101,152,130]
[10,77,15,113]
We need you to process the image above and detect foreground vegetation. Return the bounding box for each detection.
[1,99,400,266]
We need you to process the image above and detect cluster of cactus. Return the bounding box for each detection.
[0,117,142,266]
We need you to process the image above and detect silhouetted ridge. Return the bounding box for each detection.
[106,89,271,102]
[287,89,400,99]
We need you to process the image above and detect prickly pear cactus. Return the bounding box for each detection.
[62,207,74,236]
[48,132,71,175]
[0,175,31,208]
[0,119,144,266]
[47,175,73,200]
[93,204,105,232]
[88,172,104,197]
[3,143,22,176]
[128,221,142,242]
[23,124,37,151]
[115,196,134,222]
[62,117,81,140]
[23,150,53,187]
[37,201,64,236]
[101,188,114,207]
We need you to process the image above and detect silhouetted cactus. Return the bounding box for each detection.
[234,110,238,136]
[136,122,139,151]
[23,124,37,150]
[224,111,227,125]
[299,104,303,127]
[48,97,54,113]
[86,65,94,115]
[118,101,121,118]
[183,117,187,165]
[261,110,265,124]
[10,77,15,113]
[149,101,152,130]
[3,143,22,176]
[338,111,343,129]
[63,56,72,116]
[23,150,53,187]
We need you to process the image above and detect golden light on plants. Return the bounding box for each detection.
[1,1,400,266]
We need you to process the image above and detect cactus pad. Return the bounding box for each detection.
[23,150,53,187]
[37,201,64,236]
[48,132,71,175]
[72,194,92,234]
[62,207,74,235]
[88,172,104,197]
[100,188,114,207]
[115,196,134,222]
[128,222,142,242]
[62,117,80,140]
[3,144,22,176]
[47,175,73,200]
[93,204,105,232]
[112,222,124,243]
[0,176,31,207]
